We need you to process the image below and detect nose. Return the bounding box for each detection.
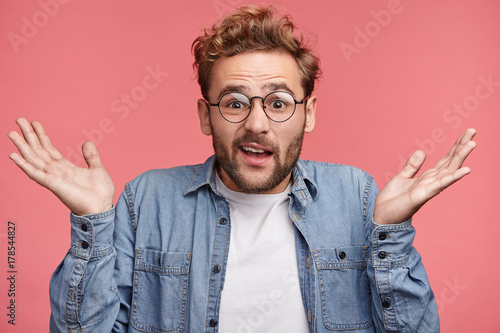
[244,97,270,134]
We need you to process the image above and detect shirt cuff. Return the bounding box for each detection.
[370,217,415,268]
[69,207,115,259]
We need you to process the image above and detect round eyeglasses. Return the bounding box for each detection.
[206,91,309,123]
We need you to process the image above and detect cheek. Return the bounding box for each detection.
[279,123,304,141]
[275,124,305,153]
[212,125,238,147]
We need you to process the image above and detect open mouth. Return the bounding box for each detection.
[240,146,272,158]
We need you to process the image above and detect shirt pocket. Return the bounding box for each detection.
[131,249,191,333]
[312,246,373,331]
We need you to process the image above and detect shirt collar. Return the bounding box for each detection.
[184,155,318,205]
[291,159,317,205]
[184,155,218,195]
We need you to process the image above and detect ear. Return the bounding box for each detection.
[304,95,316,133]
[197,99,212,136]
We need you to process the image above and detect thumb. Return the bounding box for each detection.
[399,150,426,179]
[82,141,103,169]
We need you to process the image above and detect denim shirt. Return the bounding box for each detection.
[49,156,439,333]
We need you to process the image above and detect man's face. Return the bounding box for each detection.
[197,51,316,194]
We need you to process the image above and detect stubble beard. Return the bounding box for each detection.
[211,124,305,194]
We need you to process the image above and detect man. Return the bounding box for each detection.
[8,5,476,333]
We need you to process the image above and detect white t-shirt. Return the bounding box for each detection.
[216,175,309,333]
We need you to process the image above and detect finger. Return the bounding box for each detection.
[31,120,64,160]
[398,150,426,179]
[16,118,44,151]
[434,144,457,169]
[82,141,104,169]
[9,152,49,185]
[445,140,476,171]
[434,128,477,169]
[14,118,55,164]
[459,128,477,145]
[8,130,47,170]
[426,166,472,197]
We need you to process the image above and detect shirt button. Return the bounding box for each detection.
[378,233,387,240]
[209,319,218,327]
[81,241,89,249]
[80,224,88,232]
[219,218,227,225]
[338,251,346,260]
[382,299,391,308]
[213,265,221,273]
[378,251,387,259]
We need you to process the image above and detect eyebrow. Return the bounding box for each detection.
[215,82,297,101]
[262,82,295,96]
[216,85,250,101]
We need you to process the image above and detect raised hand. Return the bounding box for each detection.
[8,118,115,216]
[374,128,477,225]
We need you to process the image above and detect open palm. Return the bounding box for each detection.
[374,128,476,225]
[8,118,114,216]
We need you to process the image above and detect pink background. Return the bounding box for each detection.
[1,0,499,332]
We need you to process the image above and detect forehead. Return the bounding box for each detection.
[209,51,303,98]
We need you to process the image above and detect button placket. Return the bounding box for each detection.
[206,197,231,331]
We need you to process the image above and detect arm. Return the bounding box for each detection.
[8,118,124,332]
[367,129,476,332]
[49,189,136,333]
[49,208,121,332]
[366,201,439,332]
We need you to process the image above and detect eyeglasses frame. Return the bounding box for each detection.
[204,90,310,123]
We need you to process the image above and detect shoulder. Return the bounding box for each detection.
[126,163,204,194]
[299,159,374,185]
[298,160,378,216]
[134,164,202,181]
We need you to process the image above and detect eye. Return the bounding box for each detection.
[268,99,288,110]
[265,92,295,112]
[227,101,245,109]
[220,93,250,110]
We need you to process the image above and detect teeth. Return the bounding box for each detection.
[242,146,265,153]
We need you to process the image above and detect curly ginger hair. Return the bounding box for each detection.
[192,5,321,100]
